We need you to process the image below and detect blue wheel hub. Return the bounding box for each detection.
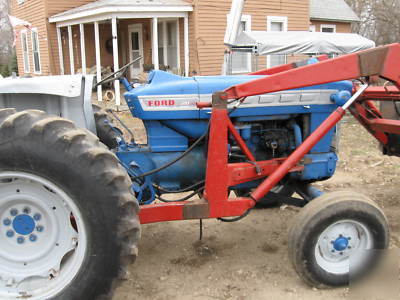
[333,236,349,251]
[3,208,43,244]
[12,214,36,235]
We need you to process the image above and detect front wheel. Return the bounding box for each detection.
[288,191,389,287]
[0,109,140,299]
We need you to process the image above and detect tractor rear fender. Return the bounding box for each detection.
[0,75,96,134]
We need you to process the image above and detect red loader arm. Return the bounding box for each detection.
[224,44,400,99]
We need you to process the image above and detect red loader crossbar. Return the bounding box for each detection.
[139,43,400,224]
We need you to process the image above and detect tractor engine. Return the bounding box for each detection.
[230,121,294,161]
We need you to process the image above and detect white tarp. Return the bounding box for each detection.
[233,31,376,55]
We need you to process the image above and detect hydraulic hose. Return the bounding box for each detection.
[132,122,210,179]
[153,180,205,194]
[156,187,205,202]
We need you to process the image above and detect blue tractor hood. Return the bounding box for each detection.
[128,70,264,96]
[124,70,353,120]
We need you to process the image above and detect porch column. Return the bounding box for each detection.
[176,19,181,71]
[162,21,168,67]
[79,24,86,75]
[184,15,189,77]
[94,21,102,101]
[56,27,64,75]
[111,17,121,106]
[152,17,159,70]
[68,25,75,74]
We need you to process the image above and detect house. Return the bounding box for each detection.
[10,0,360,104]
[309,0,360,33]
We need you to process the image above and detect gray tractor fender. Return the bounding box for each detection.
[0,75,96,134]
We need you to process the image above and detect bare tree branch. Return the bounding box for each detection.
[0,0,13,65]
[345,0,400,45]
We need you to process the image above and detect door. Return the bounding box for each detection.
[128,24,144,78]
[270,22,285,66]
[267,16,288,68]
[231,17,251,73]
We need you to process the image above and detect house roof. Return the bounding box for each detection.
[49,0,192,24]
[310,0,360,23]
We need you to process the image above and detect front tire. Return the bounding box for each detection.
[0,109,140,299]
[288,191,388,287]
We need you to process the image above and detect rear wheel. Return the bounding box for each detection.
[92,104,121,149]
[288,191,388,287]
[0,109,140,299]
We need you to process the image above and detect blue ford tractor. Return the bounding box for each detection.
[116,67,345,205]
[0,47,395,299]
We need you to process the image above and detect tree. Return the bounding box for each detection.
[0,0,13,65]
[10,52,18,75]
[345,0,400,45]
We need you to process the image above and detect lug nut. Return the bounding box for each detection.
[3,218,11,226]
[348,246,352,249]
[22,207,31,214]
[29,234,37,242]
[33,213,42,221]
[17,236,25,244]
[340,252,344,255]
[331,249,335,253]
[10,209,18,216]
[36,225,44,232]
[6,230,14,238]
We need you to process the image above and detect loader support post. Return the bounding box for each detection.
[204,92,230,217]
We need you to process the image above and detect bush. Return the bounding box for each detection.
[10,53,18,76]
[0,64,10,77]
[0,53,18,78]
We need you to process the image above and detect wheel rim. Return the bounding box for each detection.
[314,220,373,275]
[0,172,87,299]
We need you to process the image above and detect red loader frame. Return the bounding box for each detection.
[139,43,400,225]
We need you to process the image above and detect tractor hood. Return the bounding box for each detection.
[129,70,262,96]
[124,70,353,120]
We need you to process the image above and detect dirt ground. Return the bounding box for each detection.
[108,108,400,300]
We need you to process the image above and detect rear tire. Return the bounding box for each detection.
[93,104,121,149]
[0,109,140,299]
[288,191,388,287]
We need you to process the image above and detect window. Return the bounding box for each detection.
[158,21,178,69]
[228,14,251,73]
[167,22,174,47]
[166,21,178,69]
[267,16,288,68]
[157,23,164,65]
[321,24,336,33]
[31,29,41,74]
[21,30,30,73]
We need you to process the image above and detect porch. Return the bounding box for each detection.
[49,0,192,105]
